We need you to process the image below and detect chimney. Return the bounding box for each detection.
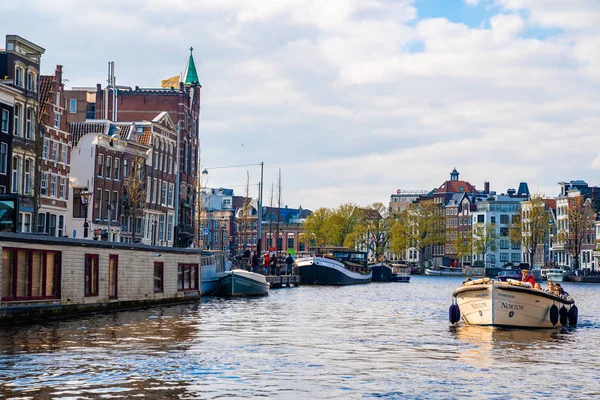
[484,181,490,194]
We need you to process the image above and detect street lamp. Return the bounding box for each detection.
[202,162,264,255]
[81,187,92,239]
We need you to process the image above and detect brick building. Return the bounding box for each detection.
[93,49,201,247]
[0,35,45,228]
[38,65,70,237]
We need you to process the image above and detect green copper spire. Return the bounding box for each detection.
[184,47,200,86]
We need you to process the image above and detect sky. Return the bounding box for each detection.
[2,0,600,211]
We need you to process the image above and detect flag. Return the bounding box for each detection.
[369,234,375,248]
[161,75,180,88]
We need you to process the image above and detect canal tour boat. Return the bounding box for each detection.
[369,262,411,282]
[391,264,411,282]
[451,278,577,328]
[215,269,269,297]
[546,268,568,282]
[425,266,463,276]
[294,249,372,285]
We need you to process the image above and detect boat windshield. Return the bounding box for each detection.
[331,251,368,266]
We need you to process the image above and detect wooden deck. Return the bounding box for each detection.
[265,274,300,289]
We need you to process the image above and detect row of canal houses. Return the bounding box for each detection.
[0,34,313,255]
[0,35,201,247]
[389,169,600,271]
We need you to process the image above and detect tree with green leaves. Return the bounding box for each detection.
[302,207,333,249]
[509,192,550,268]
[327,203,358,247]
[473,222,498,266]
[389,200,445,267]
[453,232,473,267]
[345,202,392,260]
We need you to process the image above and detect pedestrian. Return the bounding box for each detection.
[285,254,294,275]
[263,253,270,276]
[271,252,278,276]
[251,251,260,273]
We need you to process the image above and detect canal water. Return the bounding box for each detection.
[1,276,599,399]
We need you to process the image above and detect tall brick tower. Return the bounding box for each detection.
[95,49,201,246]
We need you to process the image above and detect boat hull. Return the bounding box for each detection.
[547,274,566,282]
[370,263,393,282]
[391,275,410,282]
[453,282,574,328]
[295,257,372,285]
[216,270,269,297]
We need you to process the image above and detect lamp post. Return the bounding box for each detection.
[202,162,264,255]
[81,188,92,239]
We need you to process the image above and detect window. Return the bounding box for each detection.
[49,214,57,237]
[154,262,164,293]
[105,190,110,220]
[95,189,102,220]
[114,158,120,180]
[13,104,20,136]
[500,227,509,237]
[27,71,36,92]
[152,178,158,204]
[58,215,64,237]
[288,236,294,249]
[159,214,165,241]
[26,107,32,139]
[167,214,173,241]
[51,175,57,197]
[511,241,520,250]
[11,156,19,193]
[59,177,66,199]
[146,177,151,203]
[0,143,7,174]
[37,213,46,233]
[97,155,104,177]
[84,254,99,297]
[1,248,61,301]
[161,181,167,205]
[61,144,67,163]
[41,173,47,196]
[52,142,59,161]
[54,113,60,129]
[500,214,509,224]
[123,159,129,178]
[24,159,30,195]
[113,191,118,221]
[168,156,173,174]
[177,263,198,291]
[69,99,77,113]
[1,109,8,133]
[42,139,49,160]
[106,157,112,179]
[511,253,521,263]
[477,215,484,223]
[500,240,509,249]
[167,183,174,207]
[23,214,31,233]
[15,66,23,87]
[109,255,118,299]
[500,253,509,262]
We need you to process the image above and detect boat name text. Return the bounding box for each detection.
[501,302,524,311]
[470,302,487,310]
[497,293,515,299]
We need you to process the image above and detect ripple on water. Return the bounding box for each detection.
[0,277,599,399]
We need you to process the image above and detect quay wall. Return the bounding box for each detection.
[0,233,209,322]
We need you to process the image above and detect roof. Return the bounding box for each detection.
[70,121,110,146]
[183,47,200,86]
[434,180,478,194]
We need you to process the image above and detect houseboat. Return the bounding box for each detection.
[0,233,211,322]
[294,249,372,285]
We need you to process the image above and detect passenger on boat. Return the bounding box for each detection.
[547,281,555,292]
[521,269,536,286]
[554,283,569,298]
[534,283,542,290]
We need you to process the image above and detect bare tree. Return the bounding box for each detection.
[473,222,498,267]
[558,195,595,270]
[268,182,274,249]
[510,192,551,268]
[124,149,146,243]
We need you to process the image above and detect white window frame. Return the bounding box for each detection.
[106,156,112,180]
[54,113,60,129]
[13,103,20,137]
[24,158,31,195]
[52,142,59,162]
[114,158,120,180]
[0,143,7,175]
[51,174,57,197]
[1,109,9,133]
[11,156,19,193]
[59,177,66,199]
[97,154,104,177]
[61,144,67,164]
[15,66,24,88]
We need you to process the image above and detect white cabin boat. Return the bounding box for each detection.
[546,268,567,282]
[425,266,463,276]
[452,278,576,328]
[201,252,231,295]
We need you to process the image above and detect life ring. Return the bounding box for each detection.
[463,277,491,286]
[507,279,532,288]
